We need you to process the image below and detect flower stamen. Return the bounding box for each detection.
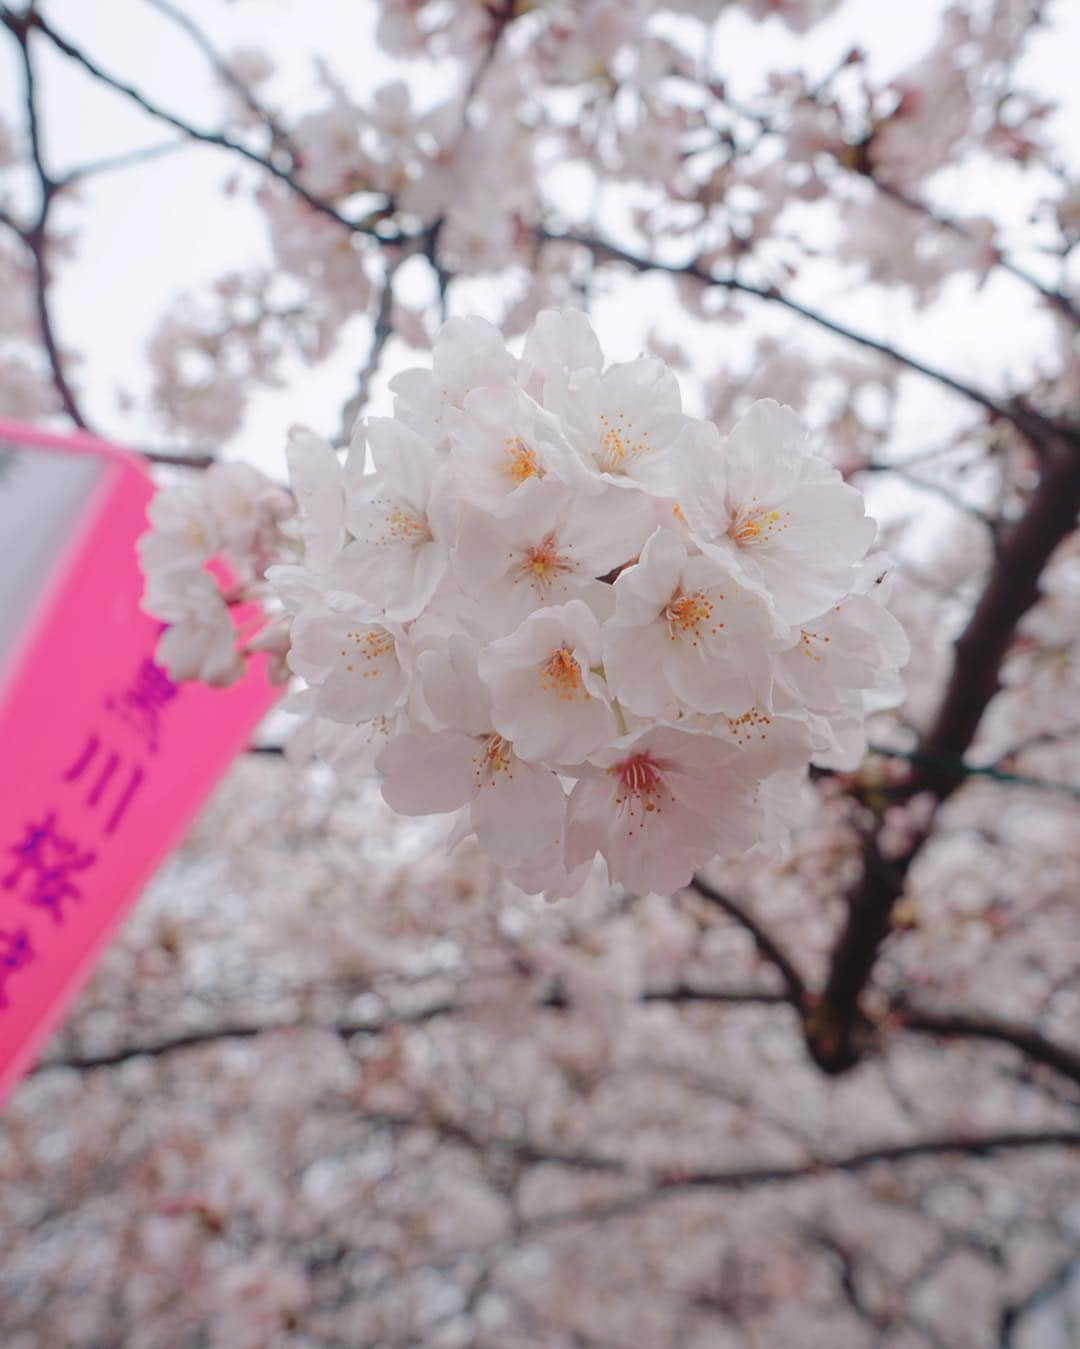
[664,589,717,643]
[380,499,431,544]
[503,435,544,485]
[518,531,575,594]
[610,752,667,819]
[476,733,513,782]
[539,645,586,701]
[731,506,786,545]
[597,411,650,474]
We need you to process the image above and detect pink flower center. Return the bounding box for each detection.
[611,752,666,813]
[519,532,575,593]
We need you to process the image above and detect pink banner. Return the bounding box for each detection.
[0,421,280,1102]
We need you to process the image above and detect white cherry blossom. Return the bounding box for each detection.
[563,724,803,896]
[287,599,409,724]
[138,482,222,577]
[673,401,877,624]
[145,569,245,688]
[603,527,784,719]
[389,314,515,446]
[448,381,558,514]
[284,426,348,573]
[478,599,615,764]
[540,355,689,495]
[453,477,654,627]
[376,639,566,865]
[516,307,604,404]
[141,309,903,898]
[342,417,454,621]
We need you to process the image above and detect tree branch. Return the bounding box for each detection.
[896,1004,1080,1088]
[813,429,1080,1071]
[688,875,808,1008]
[539,226,1021,425]
[536,1129,1080,1228]
[869,177,1080,328]
[335,250,407,444]
[58,136,188,186]
[35,980,787,1074]
[143,0,297,160]
[1,8,88,427]
[22,8,396,242]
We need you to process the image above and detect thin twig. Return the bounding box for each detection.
[866,744,1080,800]
[335,252,407,444]
[24,8,395,242]
[534,1129,1080,1229]
[539,227,1023,424]
[35,980,787,1074]
[1,8,88,427]
[143,0,297,159]
[58,137,188,186]
[870,177,1080,328]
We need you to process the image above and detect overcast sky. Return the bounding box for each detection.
[1,0,1077,481]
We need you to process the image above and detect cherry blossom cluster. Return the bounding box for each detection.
[141,311,906,898]
[141,0,1070,447]
[138,462,294,687]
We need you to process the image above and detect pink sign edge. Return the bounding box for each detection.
[0,420,135,710]
[0,420,279,1098]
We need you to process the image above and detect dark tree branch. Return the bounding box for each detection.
[138,446,216,468]
[143,0,297,160]
[335,251,407,444]
[537,1130,1080,1227]
[897,1004,1080,1088]
[869,177,1080,328]
[35,981,787,1074]
[539,227,1021,426]
[1000,1256,1079,1346]
[1,8,88,427]
[641,984,788,1008]
[688,875,808,1008]
[23,8,397,242]
[34,999,463,1072]
[867,744,1080,800]
[813,430,1080,1071]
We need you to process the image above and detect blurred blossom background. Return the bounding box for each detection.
[1,0,1079,1345]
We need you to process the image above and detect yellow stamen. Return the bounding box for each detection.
[503,435,544,485]
[799,629,831,663]
[664,590,717,643]
[731,507,786,545]
[597,411,651,475]
[378,498,431,544]
[339,626,394,677]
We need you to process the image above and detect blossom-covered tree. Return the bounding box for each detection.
[1,1,1078,1344]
